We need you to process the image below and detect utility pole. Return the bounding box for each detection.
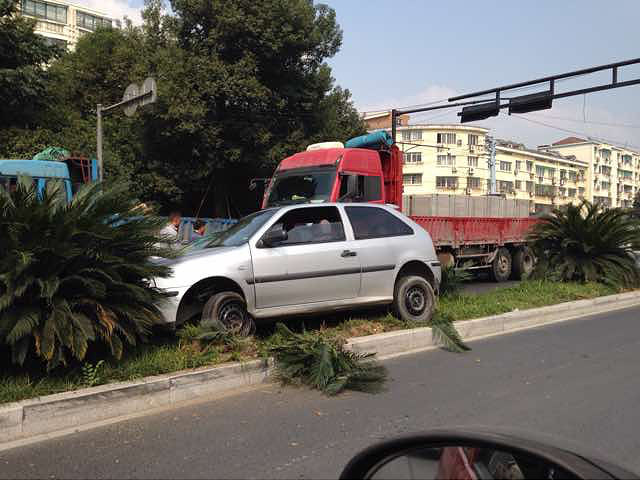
[96,104,103,181]
[486,136,497,195]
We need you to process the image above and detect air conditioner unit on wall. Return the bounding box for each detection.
[468,168,474,176]
[529,191,534,197]
[457,140,462,146]
[452,167,457,173]
[465,188,472,195]
[514,169,519,175]
[530,173,535,179]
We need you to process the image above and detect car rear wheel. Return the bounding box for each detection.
[490,247,512,282]
[393,275,436,324]
[201,291,255,336]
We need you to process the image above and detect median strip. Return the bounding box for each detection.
[1,288,639,449]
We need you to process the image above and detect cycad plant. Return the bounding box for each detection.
[0,178,173,369]
[529,200,640,286]
[265,323,387,396]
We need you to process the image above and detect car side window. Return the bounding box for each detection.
[265,206,346,246]
[345,206,414,240]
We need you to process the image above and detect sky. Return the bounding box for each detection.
[76,0,640,150]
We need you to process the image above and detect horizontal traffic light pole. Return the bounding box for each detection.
[391,57,640,140]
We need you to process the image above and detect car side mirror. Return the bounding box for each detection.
[261,227,288,247]
[339,174,360,201]
[340,429,636,480]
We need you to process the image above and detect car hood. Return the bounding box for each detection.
[153,245,249,289]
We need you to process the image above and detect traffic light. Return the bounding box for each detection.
[508,90,553,114]
[458,101,500,123]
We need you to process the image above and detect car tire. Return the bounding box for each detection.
[512,246,534,280]
[201,291,255,336]
[490,247,512,282]
[393,275,436,324]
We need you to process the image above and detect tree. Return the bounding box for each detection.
[0,0,366,216]
[0,179,173,369]
[0,0,61,129]
[529,201,640,286]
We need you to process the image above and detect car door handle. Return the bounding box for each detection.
[341,250,357,258]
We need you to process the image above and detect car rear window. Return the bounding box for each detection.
[345,206,414,240]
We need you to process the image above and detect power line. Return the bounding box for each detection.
[526,112,640,129]
[512,114,640,151]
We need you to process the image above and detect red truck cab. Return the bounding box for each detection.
[262,134,402,209]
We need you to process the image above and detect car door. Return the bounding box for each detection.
[250,206,361,309]
[344,206,415,298]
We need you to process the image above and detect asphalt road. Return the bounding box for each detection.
[2,306,640,479]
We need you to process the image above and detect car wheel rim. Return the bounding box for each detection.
[218,299,247,332]
[405,286,427,316]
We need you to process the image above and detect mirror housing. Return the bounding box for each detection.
[340,429,635,480]
[260,227,287,248]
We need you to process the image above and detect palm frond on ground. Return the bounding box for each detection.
[528,200,640,286]
[0,178,173,369]
[265,323,387,396]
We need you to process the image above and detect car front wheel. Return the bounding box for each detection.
[201,291,255,336]
[393,275,436,324]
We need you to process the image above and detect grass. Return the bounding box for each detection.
[0,280,624,404]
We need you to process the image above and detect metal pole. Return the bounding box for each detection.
[487,136,497,195]
[97,104,103,181]
[391,109,397,143]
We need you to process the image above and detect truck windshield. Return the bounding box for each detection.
[266,167,336,207]
[202,209,278,248]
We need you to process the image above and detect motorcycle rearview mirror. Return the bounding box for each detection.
[339,429,636,480]
[260,227,287,248]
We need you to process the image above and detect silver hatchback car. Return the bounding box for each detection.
[154,203,441,332]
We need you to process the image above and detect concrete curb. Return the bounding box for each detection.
[346,290,640,358]
[1,290,639,448]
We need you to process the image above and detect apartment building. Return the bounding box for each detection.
[397,124,589,214]
[539,137,640,208]
[361,110,410,130]
[18,0,115,51]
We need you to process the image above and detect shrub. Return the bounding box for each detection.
[265,323,387,395]
[0,179,173,369]
[529,200,640,286]
[439,264,473,297]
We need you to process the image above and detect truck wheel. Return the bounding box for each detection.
[490,248,512,282]
[512,246,534,280]
[202,291,255,336]
[393,275,436,324]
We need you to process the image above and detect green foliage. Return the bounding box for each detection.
[81,360,105,387]
[439,264,473,297]
[265,323,387,396]
[0,179,174,369]
[529,201,640,286]
[0,0,366,215]
[0,0,62,129]
[177,319,249,353]
[430,313,470,353]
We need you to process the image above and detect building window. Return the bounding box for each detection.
[403,152,422,164]
[579,187,585,196]
[467,156,478,167]
[437,155,456,166]
[535,165,555,178]
[568,188,576,197]
[76,11,112,31]
[42,36,67,49]
[515,180,522,190]
[599,165,612,176]
[535,184,555,197]
[497,180,514,193]
[436,176,458,189]
[401,130,422,141]
[526,181,534,193]
[568,171,578,182]
[467,177,482,189]
[22,0,67,23]
[468,134,478,146]
[499,161,511,172]
[436,133,456,144]
[403,174,422,185]
[526,160,534,172]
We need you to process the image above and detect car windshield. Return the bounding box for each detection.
[266,168,336,207]
[198,209,278,248]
